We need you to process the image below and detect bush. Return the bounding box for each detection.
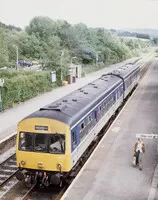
[0,71,52,110]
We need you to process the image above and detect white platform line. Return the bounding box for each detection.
[0,131,17,144]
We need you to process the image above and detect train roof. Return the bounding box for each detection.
[23,62,139,128]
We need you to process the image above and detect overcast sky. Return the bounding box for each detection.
[0,0,158,29]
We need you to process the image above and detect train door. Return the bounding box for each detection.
[98,104,104,121]
[71,126,79,167]
[71,127,79,152]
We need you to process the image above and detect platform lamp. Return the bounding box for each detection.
[0,78,4,112]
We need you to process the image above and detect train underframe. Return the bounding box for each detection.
[16,169,67,188]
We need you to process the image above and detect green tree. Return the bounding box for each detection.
[0,28,9,68]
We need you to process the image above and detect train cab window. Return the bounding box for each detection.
[35,134,47,152]
[49,134,65,154]
[19,132,33,151]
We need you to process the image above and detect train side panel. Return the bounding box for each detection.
[70,66,140,168]
[70,83,123,168]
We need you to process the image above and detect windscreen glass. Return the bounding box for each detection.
[19,132,65,154]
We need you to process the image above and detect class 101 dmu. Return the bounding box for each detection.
[15,59,140,187]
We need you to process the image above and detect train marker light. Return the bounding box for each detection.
[21,160,26,165]
[57,163,62,172]
[38,162,44,168]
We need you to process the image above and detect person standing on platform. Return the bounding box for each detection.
[134,138,145,170]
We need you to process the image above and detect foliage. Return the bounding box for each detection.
[0,17,154,70]
[1,71,52,110]
[0,21,21,32]
[0,28,9,68]
[0,18,155,110]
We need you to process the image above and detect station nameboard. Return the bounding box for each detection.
[136,134,158,139]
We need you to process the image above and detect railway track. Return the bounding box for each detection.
[0,154,18,187]
[20,184,36,200]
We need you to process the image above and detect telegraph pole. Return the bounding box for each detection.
[0,79,4,112]
[14,45,18,71]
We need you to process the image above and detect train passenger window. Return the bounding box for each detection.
[103,101,106,108]
[49,134,65,154]
[85,117,89,126]
[89,115,92,122]
[117,89,120,98]
[94,110,97,120]
[99,106,102,113]
[72,131,77,145]
[19,132,33,151]
[35,134,47,152]
[80,122,85,130]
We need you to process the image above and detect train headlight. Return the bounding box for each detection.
[57,163,62,172]
[38,162,44,168]
[21,160,26,165]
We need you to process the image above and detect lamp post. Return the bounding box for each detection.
[60,50,65,81]
[60,43,67,81]
[96,52,100,66]
[0,78,4,112]
[13,45,18,71]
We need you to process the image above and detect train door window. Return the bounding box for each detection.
[94,110,97,120]
[109,96,111,108]
[115,90,117,100]
[117,89,119,98]
[121,85,123,95]
[72,131,77,146]
[110,95,112,105]
[88,114,92,123]
[103,101,106,108]
[107,97,109,109]
[111,94,114,106]
[85,117,89,126]
[119,87,121,96]
[106,97,109,110]
[113,92,116,102]
[117,89,119,99]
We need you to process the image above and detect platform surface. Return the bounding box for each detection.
[61,60,158,200]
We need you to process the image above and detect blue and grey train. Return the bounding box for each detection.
[16,61,140,186]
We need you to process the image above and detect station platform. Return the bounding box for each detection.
[0,57,144,142]
[61,60,158,200]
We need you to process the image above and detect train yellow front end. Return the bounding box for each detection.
[16,117,71,186]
